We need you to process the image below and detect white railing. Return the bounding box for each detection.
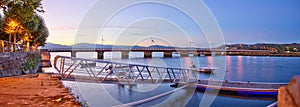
[54,55,199,84]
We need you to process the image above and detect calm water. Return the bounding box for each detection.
[45,52,300,107]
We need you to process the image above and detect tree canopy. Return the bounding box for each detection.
[0,0,48,46]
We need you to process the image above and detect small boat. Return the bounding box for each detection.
[198,67,215,73]
[80,62,96,68]
[190,67,216,73]
[171,80,287,97]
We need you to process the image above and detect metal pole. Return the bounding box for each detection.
[102,34,103,46]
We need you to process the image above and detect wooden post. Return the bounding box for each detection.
[0,41,4,52]
[13,34,16,52]
[26,41,30,52]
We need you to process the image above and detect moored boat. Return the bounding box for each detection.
[178,79,287,96]
[190,67,216,73]
[80,62,96,68]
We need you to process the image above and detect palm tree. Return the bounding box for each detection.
[0,0,46,48]
[0,15,8,40]
[31,15,49,47]
[22,14,48,47]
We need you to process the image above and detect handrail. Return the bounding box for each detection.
[55,55,195,70]
[54,55,198,84]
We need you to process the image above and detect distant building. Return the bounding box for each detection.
[293,48,298,52]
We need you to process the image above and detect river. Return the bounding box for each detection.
[44,52,300,107]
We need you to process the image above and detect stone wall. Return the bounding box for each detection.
[0,52,40,77]
[278,75,300,107]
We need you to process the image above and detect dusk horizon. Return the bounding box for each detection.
[1,0,299,107]
[40,0,300,46]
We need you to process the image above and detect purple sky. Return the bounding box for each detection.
[40,0,300,47]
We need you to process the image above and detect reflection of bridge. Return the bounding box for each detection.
[41,48,276,59]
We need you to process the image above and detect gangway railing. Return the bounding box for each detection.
[54,55,198,84]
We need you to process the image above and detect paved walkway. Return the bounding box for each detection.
[0,74,80,106]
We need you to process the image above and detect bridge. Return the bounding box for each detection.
[41,48,276,59]
[54,55,199,84]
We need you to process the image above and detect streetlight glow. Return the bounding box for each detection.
[6,19,20,52]
[8,20,18,29]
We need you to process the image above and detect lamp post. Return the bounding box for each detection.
[8,20,18,52]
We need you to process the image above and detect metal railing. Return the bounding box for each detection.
[54,55,199,84]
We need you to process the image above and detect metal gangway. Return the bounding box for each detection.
[54,55,198,84]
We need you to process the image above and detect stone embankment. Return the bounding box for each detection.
[0,52,39,77]
[0,74,80,106]
[278,75,300,107]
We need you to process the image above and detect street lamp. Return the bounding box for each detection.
[7,20,19,52]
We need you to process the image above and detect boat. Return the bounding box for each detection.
[181,79,287,96]
[198,67,215,73]
[190,67,216,73]
[80,62,96,68]
[195,83,279,96]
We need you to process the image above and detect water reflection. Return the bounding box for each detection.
[52,53,300,106]
[225,56,232,79]
[237,56,244,80]
[184,57,192,68]
[206,56,214,67]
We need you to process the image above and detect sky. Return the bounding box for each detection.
[40,0,300,47]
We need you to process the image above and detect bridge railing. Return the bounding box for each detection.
[53,55,198,84]
[44,48,275,53]
[44,48,210,52]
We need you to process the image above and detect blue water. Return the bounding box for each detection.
[103,56,300,82]
[47,52,300,107]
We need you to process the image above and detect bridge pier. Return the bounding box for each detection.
[71,51,76,57]
[164,51,172,58]
[144,51,152,58]
[180,52,189,57]
[197,52,203,56]
[203,52,212,56]
[191,51,199,56]
[97,51,104,59]
[121,51,129,59]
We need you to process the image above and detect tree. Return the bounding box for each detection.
[1,0,44,24]
[33,16,48,46]
[0,15,8,40]
[0,0,47,46]
[22,15,48,47]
